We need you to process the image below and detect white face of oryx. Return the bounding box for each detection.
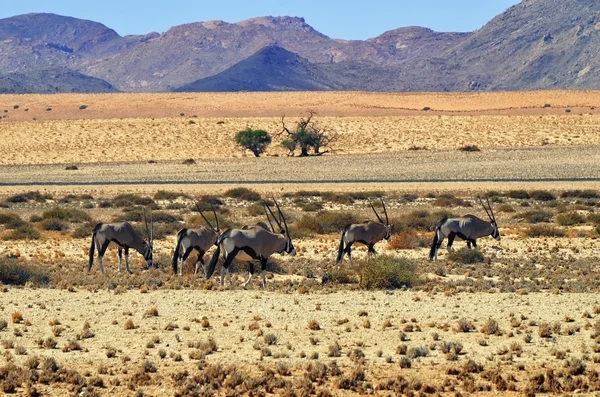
[491,222,501,241]
[384,225,393,241]
[280,235,297,256]
[144,243,153,266]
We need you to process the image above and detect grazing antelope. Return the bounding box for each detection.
[336,199,393,264]
[171,203,220,276]
[88,210,153,273]
[206,200,296,288]
[429,197,500,261]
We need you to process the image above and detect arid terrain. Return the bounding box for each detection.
[1,91,600,395]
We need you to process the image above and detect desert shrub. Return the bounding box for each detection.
[448,248,484,264]
[0,212,26,229]
[388,230,428,250]
[360,255,417,290]
[529,190,556,201]
[525,225,565,237]
[587,213,600,225]
[65,165,78,170]
[79,105,87,110]
[59,194,93,203]
[561,190,599,199]
[555,212,586,226]
[296,201,324,212]
[42,207,91,223]
[596,224,600,236]
[71,222,97,238]
[435,197,471,207]
[40,218,67,231]
[0,258,50,286]
[497,204,515,213]
[246,203,266,217]
[507,190,530,199]
[459,145,481,152]
[223,187,261,202]
[112,194,155,208]
[321,192,354,205]
[235,128,272,157]
[3,224,40,240]
[5,191,52,203]
[154,190,189,200]
[29,215,42,223]
[296,211,359,235]
[195,195,224,211]
[396,210,455,232]
[322,269,358,285]
[519,209,553,224]
[132,222,180,240]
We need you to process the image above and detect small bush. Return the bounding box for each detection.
[507,190,530,199]
[388,230,428,250]
[0,259,50,286]
[65,165,78,170]
[497,204,515,213]
[153,190,188,200]
[322,269,358,285]
[223,187,261,202]
[6,191,52,203]
[112,194,155,208]
[519,209,553,224]
[235,128,272,157]
[561,190,599,199]
[0,212,26,229]
[555,212,585,226]
[40,218,67,231]
[525,225,565,237]
[529,190,556,201]
[42,207,91,223]
[71,222,97,238]
[3,224,40,240]
[296,211,359,235]
[448,248,484,264]
[360,255,417,290]
[459,145,481,152]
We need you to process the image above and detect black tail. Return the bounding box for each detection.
[429,217,447,261]
[171,229,187,274]
[206,230,229,280]
[336,225,349,264]
[88,224,101,271]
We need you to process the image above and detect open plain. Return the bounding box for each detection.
[1,91,600,395]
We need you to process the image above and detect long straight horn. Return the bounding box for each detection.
[263,203,275,233]
[368,199,384,224]
[150,209,153,245]
[273,199,290,235]
[380,198,389,225]
[264,200,283,231]
[486,197,496,223]
[195,202,216,231]
[143,208,151,242]
[211,204,220,233]
[478,196,493,222]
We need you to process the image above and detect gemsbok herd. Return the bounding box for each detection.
[88,196,501,287]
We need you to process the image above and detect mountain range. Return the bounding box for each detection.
[0,0,599,93]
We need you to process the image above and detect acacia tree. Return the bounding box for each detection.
[235,128,272,157]
[278,111,337,157]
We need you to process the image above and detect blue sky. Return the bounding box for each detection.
[1,0,520,39]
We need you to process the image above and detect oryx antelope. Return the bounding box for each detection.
[171,203,220,276]
[336,199,393,264]
[88,210,154,273]
[429,197,501,261]
[206,200,296,288]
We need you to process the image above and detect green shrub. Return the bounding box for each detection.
[223,188,261,202]
[321,193,353,205]
[40,219,67,231]
[5,191,52,203]
[360,255,417,290]
[322,269,358,285]
[3,224,41,240]
[497,204,515,213]
[153,190,189,200]
[448,248,484,264]
[0,259,50,286]
[115,209,181,223]
[59,194,93,203]
[560,190,599,199]
[587,213,600,225]
[597,224,600,236]
[297,201,324,212]
[112,194,155,208]
[519,210,553,224]
[295,212,359,235]
[529,190,556,201]
[0,212,26,229]
[507,190,530,199]
[235,128,272,157]
[29,215,43,223]
[396,210,455,232]
[42,207,91,223]
[132,222,180,240]
[555,212,585,226]
[525,225,565,237]
[247,203,266,217]
[71,222,97,238]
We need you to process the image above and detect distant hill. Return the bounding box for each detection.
[175,46,338,92]
[1,1,600,93]
[0,69,118,94]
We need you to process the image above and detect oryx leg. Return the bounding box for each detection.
[180,247,194,276]
[260,256,268,288]
[97,241,110,274]
[124,247,133,274]
[220,248,239,286]
[243,262,255,288]
[344,242,354,265]
[194,250,206,276]
[117,247,123,272]
[446,232,457,254]
[471,240,477,248]
[367,243,377,256]
[467,241,472,249]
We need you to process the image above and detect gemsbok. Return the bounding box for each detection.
[336,199,393,264]
[206,200,296,288]
[88,210,154,273]
[429,197,501,261]
[171,203,220,276]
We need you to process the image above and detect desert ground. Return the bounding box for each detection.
[1,91,600,395]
